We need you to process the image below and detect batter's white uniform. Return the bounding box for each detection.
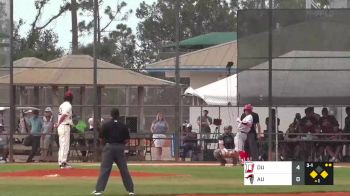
[58,101,73,165]
[234,114,253,152]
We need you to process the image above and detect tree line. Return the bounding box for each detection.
[12,0,331,69]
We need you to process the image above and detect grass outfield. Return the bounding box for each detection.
[0,163,349,196]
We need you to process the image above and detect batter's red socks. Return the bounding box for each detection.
[239,151,249,161]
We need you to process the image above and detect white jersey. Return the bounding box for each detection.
[58,101,73,125]
[238,114,253,133]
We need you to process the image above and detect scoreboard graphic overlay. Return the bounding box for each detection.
[244,162,333,186]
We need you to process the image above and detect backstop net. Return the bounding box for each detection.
[237,9,350,106]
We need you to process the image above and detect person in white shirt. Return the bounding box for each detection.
[55,91,73,169]
[88,115,104,131]
[40,107,54,162]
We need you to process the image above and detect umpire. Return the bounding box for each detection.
[92,108,135,196]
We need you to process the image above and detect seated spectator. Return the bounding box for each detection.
[300,107,320,134]
[310,107,321,122]
[317,107,340,161]
[72,115,89,161]
[300,107,321,161]
[325,128,343,162]
[181,123,197,161]
[0,124,8,163]
[284,113,302,160]
[343,107,350,159]
[286,113,301,139]
[213,125,237,166]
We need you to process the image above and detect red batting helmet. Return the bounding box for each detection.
[64,90,73,98]
[244,104,253,112]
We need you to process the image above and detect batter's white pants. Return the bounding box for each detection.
[234,132,247,152]
[58,124,70,165]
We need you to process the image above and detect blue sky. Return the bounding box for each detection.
[14,0,156,52]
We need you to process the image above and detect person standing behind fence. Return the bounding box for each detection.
[92,108,134,196]
[150,112,169,161]
[40,107,54,162]
[197,110,213,139]
[26,110,43,163]
[55,90,73,169]
[20,110,32,134]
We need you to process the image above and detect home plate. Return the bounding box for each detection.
[44,174,60,177]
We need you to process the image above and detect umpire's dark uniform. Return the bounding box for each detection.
[95,109,134,194]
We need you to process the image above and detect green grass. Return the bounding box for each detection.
[0,164,349,196]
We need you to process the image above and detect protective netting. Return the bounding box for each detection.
[237,9,350,106]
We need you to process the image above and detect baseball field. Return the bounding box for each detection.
[0,163,349,196]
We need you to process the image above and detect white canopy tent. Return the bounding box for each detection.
[184,74,237,106]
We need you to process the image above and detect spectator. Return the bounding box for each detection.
[197,110,213,139]
[300,107,321,161]
[0,124,8,163]
[310,107,321,122]
[27,110,43,163]
[319,108,342,162]
[325,128,343,162]
[181,123,197,161]
[40,107,54,162]
[285,113,302,160]
[241,104,261,161]
[344,107,350,135]
[19,110,32,134]
[88,115,104,131]
[286,113,302,139]
[300,107,320,134]
[265,109,280,132]
[150,112,169,161]
[213,125,236,166]
[264,109,284,160]
[343,107,350,159]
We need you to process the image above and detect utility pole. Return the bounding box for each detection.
[174,0,181,161]
[9,0,15,163]
[93,0,99,161]
[267,0,273,161]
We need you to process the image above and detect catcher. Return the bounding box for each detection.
[213,125,236,166]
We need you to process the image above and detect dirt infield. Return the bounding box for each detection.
[178,193,349,196]
[0,168,178,178]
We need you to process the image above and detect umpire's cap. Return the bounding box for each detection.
[110,108,120,119]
